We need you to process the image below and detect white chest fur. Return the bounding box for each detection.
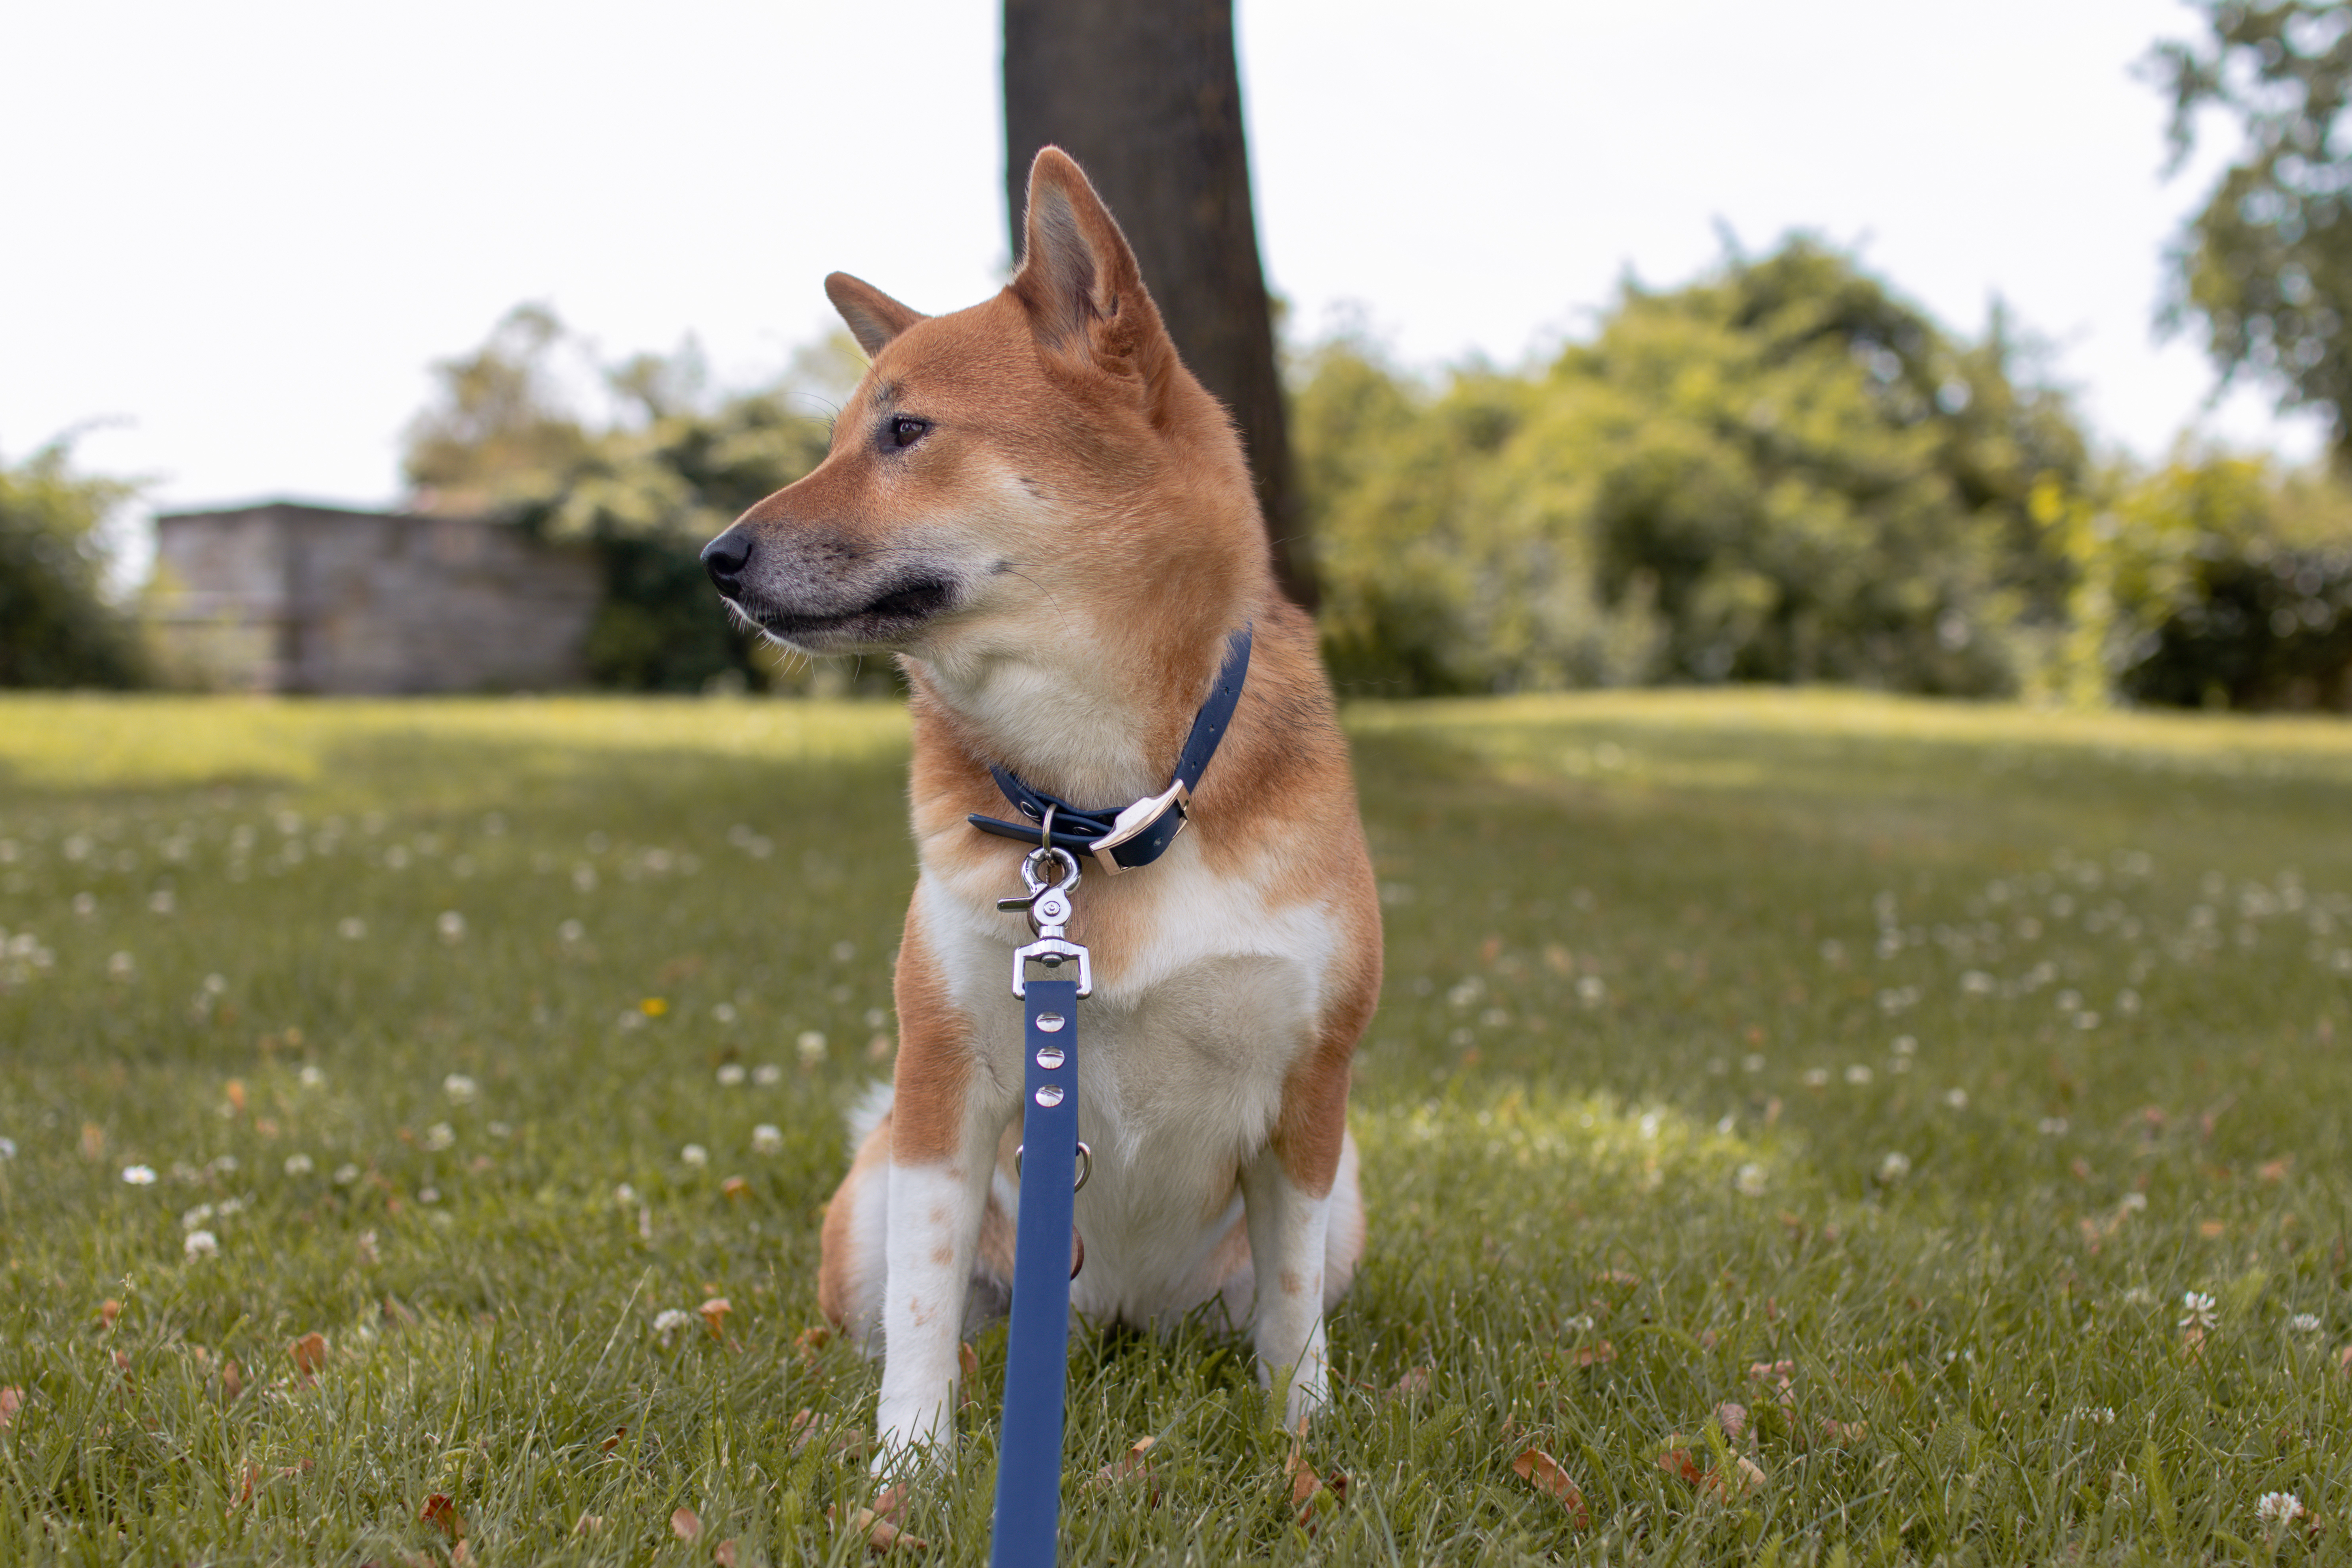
[918,850,1339,1325]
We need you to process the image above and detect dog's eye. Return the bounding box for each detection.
[888,416,929,449]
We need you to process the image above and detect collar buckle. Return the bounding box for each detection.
[1086,778,1190,876]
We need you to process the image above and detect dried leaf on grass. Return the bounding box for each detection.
[418,1493,464,1540]
[0,1387,21,1429]
[599,1425,627,1454]
[1510,1448,1590,1527]
[1389,1366,1432,1398]
[828,1488,928,1554]
[1573,1341,1617,1368]
[713,1540,740,1567]
[1091,1433,1158,1491]
[97,1299,121,1330]
[1714,1402,1748,1441]
[699,1298,732,1343]
[290,1332,327,1377]
[671,1506,702,1541]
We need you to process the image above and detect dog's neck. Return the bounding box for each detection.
[906,607,1242,808]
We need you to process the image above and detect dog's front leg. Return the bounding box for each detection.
[873,919,1012,1468]
[1238,1142,1335,1428]
[874,1131,998,1465]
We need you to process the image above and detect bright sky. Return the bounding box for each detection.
[1,0,2327,554]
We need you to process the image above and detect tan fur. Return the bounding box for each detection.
[708,147,1381,1453]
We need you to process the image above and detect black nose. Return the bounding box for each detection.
[702,528,752,593]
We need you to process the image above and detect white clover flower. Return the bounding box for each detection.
[614,1183,638,1206]
[558,919,585,944]
[423,1122,456,1151]
[716,1064,747,1087]
[298,1065,325,1088]
[337,917,367,940]
[442,1073,479,1105]
[1944,1088,1969,1109]
[2290,1313,2323,1335]
[1734,1163,1768,1197]
[1845,1064,1873,1085]
[333,1163,361,1185]
[751,1124,784,1156]
[753,1063,783,1086]
[436,911,466,944]
[0,1136,16,1160]
[182,1203,215,1230]
[1876,1152,1912,1184]
[2257,1491,2305,1527]
[1575,976,1607,1006]
[1801,1068,1831,1088]
[1563,1313,1596,1332]
[148,890,175,916]
[680,1144,710,1169]
[652,1308,693,1344]
[121,1165,157,1186]
[2179,1291,2218,1332]
[796,1030,828,1066]
[107,952,135,979]
[283,1153,314,1176]
[2122,1286,2155,1306]
[1740,1053,1764,1073]
[183,1229,219,1260]
[2038,1117,2069,1136]
[711,1002,738,1025]
[2119,1192,2148,1212]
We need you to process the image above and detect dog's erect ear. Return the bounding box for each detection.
[1011,147,1174,390]
[825,273,927,358]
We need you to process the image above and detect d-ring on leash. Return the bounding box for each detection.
[981,626,1252,1568]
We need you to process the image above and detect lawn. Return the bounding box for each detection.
[2,688,2349,1565]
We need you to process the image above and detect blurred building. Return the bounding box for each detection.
[147,502,601,693]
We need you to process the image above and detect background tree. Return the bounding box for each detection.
[1296,240,2091,697]
[1002,0,1313,606]
[0,442,146,688]
[2148,1,2352,454]
[405,307,837,692]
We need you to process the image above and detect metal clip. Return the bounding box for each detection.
[1011,845,1092,997]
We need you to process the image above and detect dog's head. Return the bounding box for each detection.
[702,148,1263,664]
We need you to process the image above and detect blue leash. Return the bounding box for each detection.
[981,630,1251,1566]
[990,971,1082,1568]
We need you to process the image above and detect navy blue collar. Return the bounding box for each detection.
[967,624,1252,874]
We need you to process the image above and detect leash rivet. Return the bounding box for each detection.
[1034,1084,1065,1108]
[1035,1013,1066,1035]
[1034,1044,1066,1068]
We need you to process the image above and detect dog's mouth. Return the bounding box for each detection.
[736,575,960,650]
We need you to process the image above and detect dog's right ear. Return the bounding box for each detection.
[824,273,927,358]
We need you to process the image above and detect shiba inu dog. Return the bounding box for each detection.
[700,148,1381,1463]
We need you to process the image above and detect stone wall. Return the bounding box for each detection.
[149,503,602,693]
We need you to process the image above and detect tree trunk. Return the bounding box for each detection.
[1003,0,1315,609]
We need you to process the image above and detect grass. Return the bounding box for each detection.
[1,686,2349,1565]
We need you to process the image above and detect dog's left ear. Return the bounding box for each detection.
[825,273,927,358]
[1011,147,1177,399]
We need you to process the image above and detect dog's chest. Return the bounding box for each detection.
[923,856,1337,1304]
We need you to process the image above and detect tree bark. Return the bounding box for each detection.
[1003,0,1315,608]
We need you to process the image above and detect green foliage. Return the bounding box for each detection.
[404,307,840,691]
[1296,241,2088,697]
[0,443,146,689]
[2147,2,2352,450]
[4,691,2352,1562]
[2071,456,2352,709]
